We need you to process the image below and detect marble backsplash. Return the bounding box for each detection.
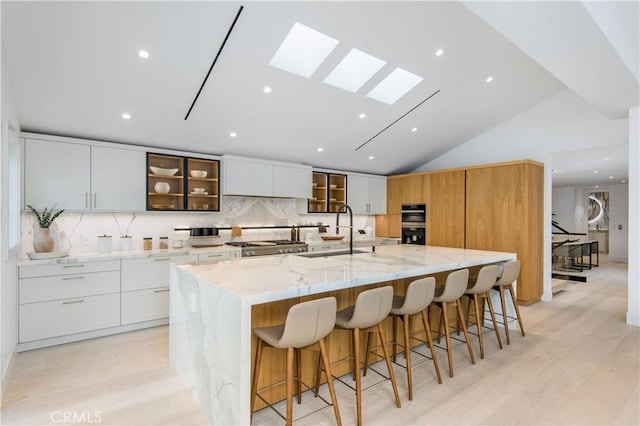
[20,197,376,255]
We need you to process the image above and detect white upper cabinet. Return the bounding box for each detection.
[91,146,146,211]
[347,173,387,214]
[223,155,311,198]
[25,138,91,210]
[272,164,311,199]
[25,137,146,211]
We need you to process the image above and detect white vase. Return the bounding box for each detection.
[120,236,132,251]
[154,182,170,194]
[33,228,54,253]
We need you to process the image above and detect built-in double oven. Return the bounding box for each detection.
[401,204,426,245]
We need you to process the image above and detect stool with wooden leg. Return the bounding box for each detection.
[493,259,525,344]
[320,286,401,426]
[251,297,341,426]
[388,277,443,401]
[463,265,502,359]
[432,269,475,377]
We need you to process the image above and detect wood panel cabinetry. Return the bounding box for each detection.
[147,153,220,211]
[465,162,543,305]
[428,170,465,248]
[309,171,347,213]
[381,160,543,305]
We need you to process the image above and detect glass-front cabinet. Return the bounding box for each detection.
[147,153,219,211]
[309,171,347,213]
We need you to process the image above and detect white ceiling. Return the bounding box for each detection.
[1,1,636,182]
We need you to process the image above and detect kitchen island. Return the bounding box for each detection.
[169,244,516,425]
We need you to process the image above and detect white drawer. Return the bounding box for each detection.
[196,251,232,263]
[19,293,120,343]
[121,287,170,325]
[19,260,120,279]
[19,270,120,304]
[121,255,196,291]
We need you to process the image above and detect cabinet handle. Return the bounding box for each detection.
[207,254,223,258]
[154,289,170,293]
[62,276,84,281]
[63,264,84,269]
[62,299,84,305]
[154,258,171,262]
[85,192,89,208]
[94,193,97,209]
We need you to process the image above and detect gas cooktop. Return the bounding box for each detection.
[225,240,308,257]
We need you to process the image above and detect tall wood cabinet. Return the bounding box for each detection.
[379,160,544,305]
[465,161,543,305]
[427,170,465,248]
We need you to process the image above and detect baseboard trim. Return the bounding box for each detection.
[626,313,640,327]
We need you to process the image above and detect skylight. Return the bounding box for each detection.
[323,48,386,93]
[366,67,423,105]
[269,23,339,78]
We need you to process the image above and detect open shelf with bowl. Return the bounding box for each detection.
[308,171,346,213]
[147,153,220,211]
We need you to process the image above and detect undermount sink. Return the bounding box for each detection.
[298,249,369,258]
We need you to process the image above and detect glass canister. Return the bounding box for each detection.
[143,237,152,251]
[159,236,169,250]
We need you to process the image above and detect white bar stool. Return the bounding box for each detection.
[251,297,342,426]
[323,286,401,426]
[388,277,443,400]
[433,268,476,377]
[463,264,503,359]
[493,259,525,344]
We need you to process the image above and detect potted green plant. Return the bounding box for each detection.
[27,204,64,253]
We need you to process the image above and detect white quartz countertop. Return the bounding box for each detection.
[18,245,241,266]
[306,237,398,248]
[177,245,516,305]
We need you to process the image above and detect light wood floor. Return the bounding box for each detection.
[2,257,638,425]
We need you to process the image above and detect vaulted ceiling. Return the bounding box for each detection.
[2,1,637,182]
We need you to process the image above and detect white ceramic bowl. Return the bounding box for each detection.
[150,166,179,176]
[190,170,207,178]
[193,188,206,193]
[330,184,338,189]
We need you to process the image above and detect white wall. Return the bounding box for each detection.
[0,35,22,402]
[552,187,578,232]
[628,107,639,326]
[415,89,631,308]
[609,184,629,262]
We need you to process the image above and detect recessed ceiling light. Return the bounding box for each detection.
[411,127,418,132]
[595,185,599,188]
[230,132,237,138]
[323,48,386,93]
[269,22,339,78]
[121,113,131,120]
[263,86,272,93]
[366,67,423,105]
[609,176,614,179]
[485,76,494,83]
[359,113,366,119]
[317,147,323,152]
[593,170,599,174]
[138,50,149,59]
[622,180,627,183]
[368,156,374,160]
[603,157,610,160]
[435,49,444,56]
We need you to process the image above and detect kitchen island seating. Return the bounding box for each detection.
[433,268,476,377]
[251,297,342,426]
[388,277,443,400]
[463,265,503,359]
[322,286,401,426]
[493,259,525,344]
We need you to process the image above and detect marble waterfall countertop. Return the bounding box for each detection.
[170,244,516,425]
[176,244,516,306]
